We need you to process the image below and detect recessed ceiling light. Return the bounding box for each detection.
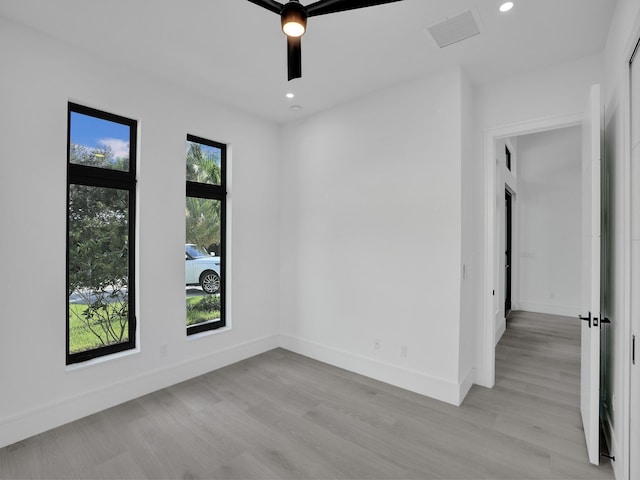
[290,105,303,111]
[286,92,295,99]
[499,2,514,12]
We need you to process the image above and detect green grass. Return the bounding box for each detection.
[68,303,129,353]
[68,295,219,352]
[186,295,220,326]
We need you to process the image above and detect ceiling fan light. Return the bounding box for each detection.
[499,2,514,12]
[283,20,305,37]
[281,1,307,38]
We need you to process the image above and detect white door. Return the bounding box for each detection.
[580,83,602,466]
[630,42,640,480]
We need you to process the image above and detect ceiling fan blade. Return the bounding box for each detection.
[306,0,403,17]
[246,0,283,15]
[287,36,302,81]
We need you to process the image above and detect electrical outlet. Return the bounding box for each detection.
[374,339,381,350]
[401,345,407,357]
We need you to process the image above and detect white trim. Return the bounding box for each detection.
[279,334,470,406]
[186,324,232,341]
[65,346,141,371]
[458,367,475,403]
[0,334,279,449]
[225,142,233,329]
[482,112,582,389]
[495,317,506,345]
[482,123,496,388]
[621,16,640,480]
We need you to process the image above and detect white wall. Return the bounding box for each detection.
[516,127,582,317]
[459,70,476,389]
[279,68,470,405]
[475,55,603,131]
[0,18,281,448]
[601,1,640,478]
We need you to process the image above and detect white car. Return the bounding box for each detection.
[185,244,220,294]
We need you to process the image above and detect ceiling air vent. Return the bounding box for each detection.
[427,10,481,48]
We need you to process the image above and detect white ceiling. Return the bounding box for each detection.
[0,0,616,123]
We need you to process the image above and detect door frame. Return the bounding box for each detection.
[480,112,582,388]
[505,189,513,316]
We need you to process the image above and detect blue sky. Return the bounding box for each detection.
[70,111,130,158]
[187,140,222,166]
[71,112,223,162]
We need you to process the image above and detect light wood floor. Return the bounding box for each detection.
[0,311,615,479]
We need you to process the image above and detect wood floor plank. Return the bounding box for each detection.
[209,451,284,480]
[0,310,616,479]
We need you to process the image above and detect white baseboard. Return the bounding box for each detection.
[279,334,469,406]
[458,367,475,403]
[0,334,279,449]
[516,301,580,318]
[474,367,493,389]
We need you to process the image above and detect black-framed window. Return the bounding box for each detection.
[505,145,512,171]
[185,134,226,335]
[67,103,137,364]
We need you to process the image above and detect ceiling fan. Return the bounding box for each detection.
[247,0,404,80]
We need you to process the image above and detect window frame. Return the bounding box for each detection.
[185,134,227,335]
[66,102,137,364]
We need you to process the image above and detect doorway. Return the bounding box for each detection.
[483,86,606,465]
[481,112,582,388]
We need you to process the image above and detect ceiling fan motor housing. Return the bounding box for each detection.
[281,1,308,37]
[247,0,404,79]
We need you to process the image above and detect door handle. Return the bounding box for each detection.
[579,312,591,328]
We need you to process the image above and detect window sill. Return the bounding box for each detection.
[187,324,231,341]
[65,347,140,371]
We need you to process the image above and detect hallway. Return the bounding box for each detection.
[465,310,614,478]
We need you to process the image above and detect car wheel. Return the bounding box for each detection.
[200,270,220,294]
